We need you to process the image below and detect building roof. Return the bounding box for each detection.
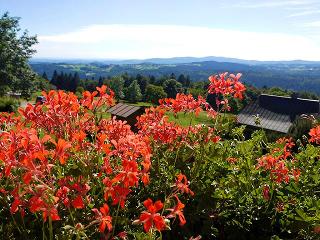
[237,94,319,133]
[107,103,143,118]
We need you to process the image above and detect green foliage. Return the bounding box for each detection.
[50,71,80,92]
[126,80,142,103]
[163,79,182,98]
[166,111,214,126]
[0,96,19,112]
[289,117,313,140]
[188,87,206,98]
[145,84,167,104]
[148,123,319,239]
[109,76,125,99]
[0,12,38,97]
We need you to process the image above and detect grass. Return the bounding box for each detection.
[166,111,214,127]
[120,101,154,107]
[110,101,234,127]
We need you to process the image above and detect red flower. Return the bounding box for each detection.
[42,207,61,221]
[208,72,245,100]
[166,195,186,226]
[314,225,320,234]
[92,204,112,233]
[135,198,166,232]
[72,195,85,209]
[262,185,270,201]
[309,125,320,144]
[226,157,238,164]
[293,168,301,182]
[175,174,194,196]
[54,139,72,164]
[112,160,139,188]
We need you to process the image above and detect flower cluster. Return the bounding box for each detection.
[208,72,246,99]
[134,174,193,233]
[257,137,300,184]
[309,125,320,144]
[159,93,210,116]
[208,72,246,111]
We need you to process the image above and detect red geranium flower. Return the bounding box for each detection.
[175,174,194,196]
[135,198,166,232]
[309,125,320,144]
[166,195,186,226]
[92,204,112,233]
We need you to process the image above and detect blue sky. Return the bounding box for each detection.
[2,0,320,60]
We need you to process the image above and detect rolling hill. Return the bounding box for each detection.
[30,57,320,94]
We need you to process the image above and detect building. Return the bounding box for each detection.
[237,94,320,133]
[107,103,145,132]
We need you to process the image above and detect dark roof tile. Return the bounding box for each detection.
[107,103,143,118]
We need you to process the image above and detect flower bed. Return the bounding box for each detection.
[0,73,319,239]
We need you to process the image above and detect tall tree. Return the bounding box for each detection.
[170,73,176,80]
[109,76,125,99]
[177,74,186,86]
[145,84,167,104]
[98,76,104,87]
[137,76,149,95]
[185,75,191,87]
[0,12,38,96]
[42,72,49,80]
[163,79,182,98]
[126,80,142,103]
[70,72,80,92]
[51,70,58,86]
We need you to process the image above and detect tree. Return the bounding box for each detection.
[109,76,125,99]
[70,72,80,92]
[145,84,167,104]
[177,74,186,86]
[137,76,149,95]
[51,70,58,86]
[98,76,104,87]
[149,75,156,85]
[185,75,191,87]
[0,12,38,96]
[163,79,182,98]
[42,72,48,80]
[126,80,142,103]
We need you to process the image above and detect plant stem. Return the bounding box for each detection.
[49,216,53,240]
[112,202,121,236]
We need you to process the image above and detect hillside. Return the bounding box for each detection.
[31,60,320,94]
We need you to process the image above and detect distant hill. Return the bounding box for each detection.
[30,57,320,94]
[30,56,320,66]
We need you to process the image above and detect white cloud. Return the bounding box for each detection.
[304,21,320,27]
[287,10,320,17]
[232,0,315,9]
[36,24,320,61]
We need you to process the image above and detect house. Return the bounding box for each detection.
[107,103,145,132]
[237,94,320,133]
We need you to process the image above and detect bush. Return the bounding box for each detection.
[0,97,19,112]
[289,117,313,140]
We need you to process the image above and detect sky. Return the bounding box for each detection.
[2,0,320,61]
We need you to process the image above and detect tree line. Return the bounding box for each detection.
[46,71,192,104]
[45,69,319,114]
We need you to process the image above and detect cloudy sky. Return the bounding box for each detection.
[2,0,320,60]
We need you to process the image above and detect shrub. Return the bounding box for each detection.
[0,97,19,112]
